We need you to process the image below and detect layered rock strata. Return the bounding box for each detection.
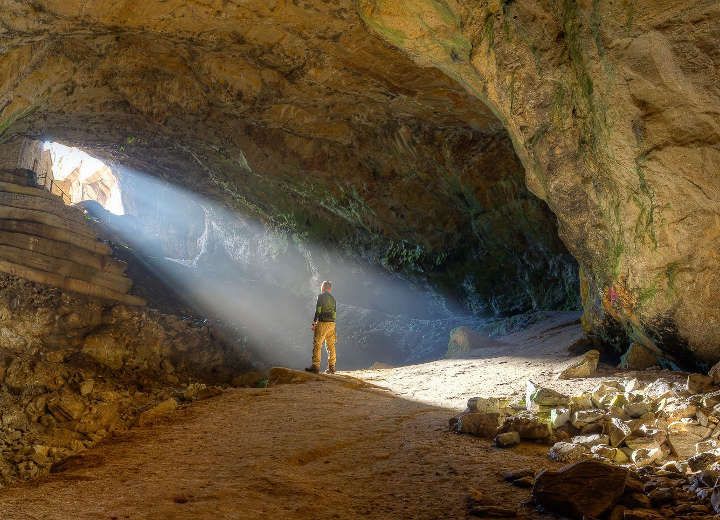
[0,166,142,305]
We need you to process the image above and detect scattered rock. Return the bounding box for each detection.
[550,408,570,428]
[688,451,720,472]
[667,421,712,459]
[495,431,520,448]
[454,412,502,438]
[526,381,569,409]
[532,460,628,519]
[620,343,659,370]
[558,350,600,379]
[592,444,629,464]
[467,397,503,414]
[608,417,632,447]
[572,434,609,448]
[500,412,551,441]
[549,442,589,463]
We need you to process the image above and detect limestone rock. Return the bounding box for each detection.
[688,452,720,472]
[447,327,504,356]
[467,397,503,414]
[549,442,589,463]
[136,398,178,426]
[495,431,520,448]
[608,418,632,447]
[591,445,629,464]
[558,350,600,379]
[620,343,659,370]
[572,434,609,448]
[82,332,126,370]
[526,381,569,410]
[454,412,502,438]
[532,460,628,519]
[500,412,551,441]
[571,409,606,429]
[47,393,86,422]
[550,408,570,429]
[667,421,712,459]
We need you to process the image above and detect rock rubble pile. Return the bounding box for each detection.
[0,273,253,487]
[453,362,720,517]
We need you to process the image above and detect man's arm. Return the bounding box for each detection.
[313,295,322,323]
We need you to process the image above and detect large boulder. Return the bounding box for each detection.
[533,460,628,519]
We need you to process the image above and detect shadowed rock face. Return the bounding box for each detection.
[9,1,719,364]
[360,0,720,364]
[0,1,577,318]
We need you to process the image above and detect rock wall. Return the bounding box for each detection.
[0,1,577,318]
[1,1,716,362]
[0,272,251,486]
[359,0,720,364]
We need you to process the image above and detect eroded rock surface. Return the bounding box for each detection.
[359,1,720,363]
[0,1,579,319]
[0,272,250,487]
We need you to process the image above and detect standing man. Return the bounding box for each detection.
[306,280,337,374]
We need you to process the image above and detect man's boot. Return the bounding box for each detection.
[305,365,320,374]
[325,365,336,375]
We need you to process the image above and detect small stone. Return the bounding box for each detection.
[454,412,502,438]
[495,431,520,448]
[659,460,687,474]
[667,421,712,459]
[526,381,569,409]
[571,409,607,429]
[499,412,551,441]
[467,397,502,414]
[624,401,652,419]
[569,393,594,411]
[620,343,659,370]
[591,444,629,464]
[79,380,94,396]
[572,434,609,448]
[697,439,718,452]
[550,408,570,429]
[608,417,632,447]
[532,460,628,518]
[687,451,720,471]
[630,447,665,467]
[648,487,674,506]
[558,350,600,379]
[548,442,589,463]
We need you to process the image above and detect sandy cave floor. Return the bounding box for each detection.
[0,312,688,519]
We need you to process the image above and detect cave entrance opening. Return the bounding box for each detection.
[40,142,124,215]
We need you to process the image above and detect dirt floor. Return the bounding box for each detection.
[0,312,686,519]
[0,373,564,520]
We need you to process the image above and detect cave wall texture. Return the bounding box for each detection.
[0,1,717,362]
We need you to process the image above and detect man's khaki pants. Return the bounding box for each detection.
[312,321,337,368]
